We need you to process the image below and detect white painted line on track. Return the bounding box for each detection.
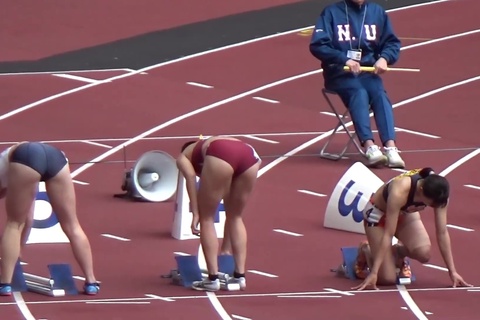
[242,135,279,144]
[252,96,279,104]
[72,180,89,185]
[297,189,327,197]
[273,229,303,237]
[446,224,474,232]
[247,270,278,278]
[52,73,101,84]
[145,294,175,302]
[465,184,480,190]
[186,81,213,89]
[423,264,448,272]
[101,234,131,242]
[81,140,113,149]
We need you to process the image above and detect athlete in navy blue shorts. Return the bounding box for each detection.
[0,142,100,296]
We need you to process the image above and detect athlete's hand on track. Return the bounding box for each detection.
[352,273,379,291]
[450,272,473,288]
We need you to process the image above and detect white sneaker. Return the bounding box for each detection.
[192,278,220,292]
[365,145,386,167]
[384,147,405,168]
[228,277,246,290]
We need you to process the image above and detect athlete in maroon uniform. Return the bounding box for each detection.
[176,136,261,291]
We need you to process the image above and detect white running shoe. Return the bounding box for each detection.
[192,278,220,292]
[229,277,246,290]
[384,147,405,168]
[365,145,386,167]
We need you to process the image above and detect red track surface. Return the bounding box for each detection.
[1,1,480,319]
[0,0,304,61]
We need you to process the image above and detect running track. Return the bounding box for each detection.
[1,0,480,319]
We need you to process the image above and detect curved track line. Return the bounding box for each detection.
[0,0,452,121]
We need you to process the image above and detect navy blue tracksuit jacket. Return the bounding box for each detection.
[309,0,401,87]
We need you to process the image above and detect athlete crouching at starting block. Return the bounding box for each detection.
[353,167,472,290]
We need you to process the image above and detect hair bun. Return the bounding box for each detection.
[419,167,435,178]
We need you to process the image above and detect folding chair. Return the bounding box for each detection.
[319,88,365,160]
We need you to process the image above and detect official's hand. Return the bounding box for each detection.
[374,57,388,74]
[450,272,473,288]
[352,273,379,291]
[191,213,200,236]
[345,59,361,74]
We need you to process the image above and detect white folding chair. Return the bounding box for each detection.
[319,88,365,160]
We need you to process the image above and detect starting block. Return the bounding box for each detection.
[163,254,240,291]
[12,261,78,297]
[332,246,415,285]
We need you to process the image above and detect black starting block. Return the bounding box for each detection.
[11,261,78,297]
[163,255,240,291]
[332,246,415,285]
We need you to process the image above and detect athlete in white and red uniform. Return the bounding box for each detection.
[353,168,472,290]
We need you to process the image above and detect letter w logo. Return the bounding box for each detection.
[338,180,373,223]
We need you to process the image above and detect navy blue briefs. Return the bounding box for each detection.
[10,142,67,181]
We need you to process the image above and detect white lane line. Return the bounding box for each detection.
[397,286,428,320]
[52,73,101,84]
[72,180,89,186]
[12,293,36,320]
[232,315,252,320]
[0,68,134,76]
[320,111,336,117]
[277,295,342,298]
[86,301,150,305]
[81,140,113,149]
[186,81,214,89]
[101,234,131,242]
[273,229,303,237]
[465,184,480,190]
[324,288,355,296]
[242,135,279,144]
[145,294,175,302]
[247,270,278,278]
[423,264,448,272]
[394,127,440,138]
[206,292,232,320]
[252,96,279,104]
[297,189,327,197]
[446,224,474,232]
[173,252,190,256]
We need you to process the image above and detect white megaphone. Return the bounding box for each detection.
[117,150,179,202]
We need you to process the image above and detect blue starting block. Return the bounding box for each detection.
[333,246,415,285]
[12,261,78,297]
[163,254,240,291]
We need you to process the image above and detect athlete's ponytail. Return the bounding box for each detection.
[419,167,435,178]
